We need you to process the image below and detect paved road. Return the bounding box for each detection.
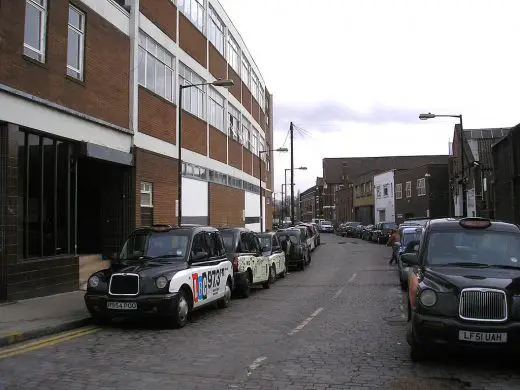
[1,234,520,390]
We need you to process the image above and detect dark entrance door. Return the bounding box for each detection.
[0,127,7,301]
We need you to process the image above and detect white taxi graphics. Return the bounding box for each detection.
[219,228,272,298]
[84,225,233,328]
[257,232,286,279]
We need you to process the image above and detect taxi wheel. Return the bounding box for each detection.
[169,289,189,328]
[241,273,252,298]
[218,279,232,309]
[408,322,428,362]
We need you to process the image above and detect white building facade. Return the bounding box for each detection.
[374,170,396,224]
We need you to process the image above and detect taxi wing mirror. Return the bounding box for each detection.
[413,244,420,252]
[401,253,418,266]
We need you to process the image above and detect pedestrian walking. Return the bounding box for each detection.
[387,229,401,265]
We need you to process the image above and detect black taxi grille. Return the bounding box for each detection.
[109,274,139,295]
[459,288,507,322]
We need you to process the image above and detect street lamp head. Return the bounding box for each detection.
[419,113,436,120]
[212,79,234,88]
[297,166,308,170]
[275,147,288,152]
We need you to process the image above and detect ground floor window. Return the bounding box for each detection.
[15,129,73,259]
[140,181,153,226]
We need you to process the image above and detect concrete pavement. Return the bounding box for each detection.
[0,234,520,389]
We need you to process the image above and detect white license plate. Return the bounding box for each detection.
[107,301,137,310]
[458,330,507,343]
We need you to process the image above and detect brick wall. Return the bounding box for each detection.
[140,0,177,41]
[208,44,227,81]
[178,13,207,67]
[181,112,207,155]
[208,183,244,227]
[242,86,252,115]
[135,148,178,226]
[228,67,241,102]
[209,126,227,164]
[228,139,242,169]
[243,148,253,176]
[138,87,177,144]
[0,0,130,129]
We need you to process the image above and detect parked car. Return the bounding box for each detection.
[344,222,362,237]
[319,220,334,233]
[297,223,317,251]
[372,222,398,244]
[396,226,423,290]
[311,222,321,246]
[353,224,365,238]
[219,227,273,298]
[362,225,374,241]
[84,224,233,328]
[402,217,520,361]
[276,228,311,271]
[257,232,287,279]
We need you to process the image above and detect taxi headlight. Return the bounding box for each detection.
[419,289,437,307]
[155,276,168,289]
[88,275,100,288]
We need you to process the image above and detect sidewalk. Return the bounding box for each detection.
[0,290,92,347]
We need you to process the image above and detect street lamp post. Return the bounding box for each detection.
[285,166,307,225]
[419,112,466,217]
[258,147,288,232]
[178,79,234,226]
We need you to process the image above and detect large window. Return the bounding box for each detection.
[67,5,85,80]
[227,34,239,73]
[178,0,205,32]
[406,181,412,198]
[241,117,250,148]
[24,0,47,62]
[241,57,250,87]
[250,129,258,155]
[179,63,205,119]
[138,32,175,102]
[208,87,225,131]
[228,104,240,142]
[15,130,72,259]
[259,89,265,111]
[208,5,224,55]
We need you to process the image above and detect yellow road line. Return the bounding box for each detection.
[0,326,99,360]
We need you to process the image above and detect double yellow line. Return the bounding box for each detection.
[0,326,99,360]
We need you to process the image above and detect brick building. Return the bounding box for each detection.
[299,186,316,223]
[0,0,274,301]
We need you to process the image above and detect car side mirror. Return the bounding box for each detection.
[401,253,419,266]
[192,251,209,261]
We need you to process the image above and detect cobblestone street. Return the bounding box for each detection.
[1,234,520,390]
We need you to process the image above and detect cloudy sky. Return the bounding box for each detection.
[219,0,520,193]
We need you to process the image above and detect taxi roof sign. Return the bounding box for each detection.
[459,217,491,229]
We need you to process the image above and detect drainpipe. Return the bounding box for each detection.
[128,0,139,141]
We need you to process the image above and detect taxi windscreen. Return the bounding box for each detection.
[219,230,236,253]
[426,230,520,267]
[120,231,190,260]
[257,235,272,250]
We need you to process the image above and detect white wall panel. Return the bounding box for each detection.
[245,192,259,217]
[182,178,208,224]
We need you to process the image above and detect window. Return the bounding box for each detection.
[227,34,239,72]
[251,72,259,101]
[250,129,258,154]
[241,117,250,148]
[395,183,403,199]
[367,181,372,194]
[241,57,250,87]
[140,182,153,207]
[179,63,204,119]
[178,0,204,32]
[417,178,426,196]
[376,185,381,198]
[138,32,175,102]
[228,104,241,142]
[383,184,389,197]
[406,181,412,198]
[66,5,85,80]
[208,5,224,55]
[208,87,225,131]
[24,0,47,62]
[259,89,265,111]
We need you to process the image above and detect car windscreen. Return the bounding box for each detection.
[382,222,397,229]
[120,231,191,261]
[278,231,300,244]
[219,230,236,253]
[426,230,520,267]
[257,234,272,250]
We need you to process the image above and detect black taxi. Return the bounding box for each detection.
[401,217,520,361]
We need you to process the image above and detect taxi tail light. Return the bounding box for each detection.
[232,256,239,272]
[459,217,491,229]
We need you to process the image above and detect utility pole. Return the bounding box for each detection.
[459,119,468,218]
[290,122,295,226]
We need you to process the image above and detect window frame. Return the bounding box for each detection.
[227,34,239,73]
[178,0,205,33]
[208,5,224,55]
[241,117,250,148]
[66,4,86,81]
[228,104,241,142]
[23,0,48,62]
[376,185,382,199]
[179,62,205,119]
[405,181,412,198]
[140,182,153,207]
[241,56,250,88]
[208,86,225,132]
[383,184,389,197]
[417,178,426,196]
[395,183,403,199]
